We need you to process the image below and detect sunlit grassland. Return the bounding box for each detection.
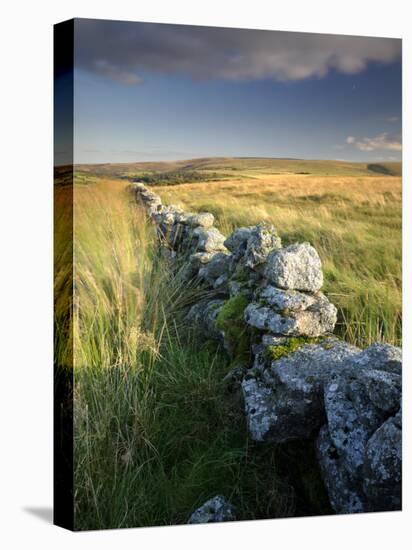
[56,160,401,529]
[70,178,299,530]
[156,174,402,348]
[54,183,73,368]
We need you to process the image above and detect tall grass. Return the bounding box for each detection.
[72,180,301,530]
[156,175,402,348]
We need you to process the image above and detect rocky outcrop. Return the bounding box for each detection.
[130,181,402,517]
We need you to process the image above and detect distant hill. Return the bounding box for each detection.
[73,157,402,184]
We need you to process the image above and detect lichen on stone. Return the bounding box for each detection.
[265,336,323,361]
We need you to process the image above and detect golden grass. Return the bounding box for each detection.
[156,174,402,347]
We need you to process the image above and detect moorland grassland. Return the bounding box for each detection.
[153,161,401,348]
[55,158,401,529]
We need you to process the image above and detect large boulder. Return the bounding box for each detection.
[242,338,360,443]
[317,360,402,514]
[316,425,367,514]
[317,406,402,514]
[362,409,402,511]
[323,363,402,480]
[324,371,388,480]
[265,243,323,292]
[188,496,236,524]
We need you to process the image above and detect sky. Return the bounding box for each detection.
[66,19,401,164]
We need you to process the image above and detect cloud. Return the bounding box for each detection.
[74,19,401,84]
[346,133,402,152]
[385,116,400,123]
[93,60,144,85]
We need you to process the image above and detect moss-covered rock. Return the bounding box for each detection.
[265,336,323,361]
[216,295,250,358]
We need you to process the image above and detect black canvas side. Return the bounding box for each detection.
[53,18,74,531]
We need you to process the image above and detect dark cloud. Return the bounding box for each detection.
[74,19,401,85]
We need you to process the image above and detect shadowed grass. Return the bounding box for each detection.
[72,179,297,530]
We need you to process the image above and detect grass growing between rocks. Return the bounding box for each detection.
[70,179,298,530]
[156,174,402,348]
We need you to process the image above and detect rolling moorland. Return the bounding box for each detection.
[55,157,401,528]
[78,157,402,348]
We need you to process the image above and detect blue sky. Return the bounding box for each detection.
[70,19,402,164]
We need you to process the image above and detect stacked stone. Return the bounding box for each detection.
[131,181,354,346]
[242,338,402,513]
[130,181,402,517]
[244,242,337,338]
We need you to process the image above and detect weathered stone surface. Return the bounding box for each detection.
[147,203,163,217]
[261,334,290,346]
[318,357,402,514]
[223,364,248,393]
[180,251,217,281]
[130,182,147,192]
[188,212,215,228]
[318,403,402,514]
[188,495,236,524]
[213,273,230,292]
[185,299,224,340]
[359,369,401,415]
[257,285,317,311]
[242,378,279,442]
[153,205,184,228]
[242,339,360,443]
[324,365,401,480]
[244,303,296,334]
[198,252,231,284]
[243,222,282,269]
[193,227,228,253]
[228,280,242,296]
[244,293,336,337]
[324,372,385,480]
[265,243,323,292]
[316,425,367,514]
[363,409,402,511]
[224,227,254,257]
[350,343,402,375]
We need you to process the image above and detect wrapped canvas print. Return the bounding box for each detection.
[54,18,402,531]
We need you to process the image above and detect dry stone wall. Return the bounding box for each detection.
[130,182,402,518]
